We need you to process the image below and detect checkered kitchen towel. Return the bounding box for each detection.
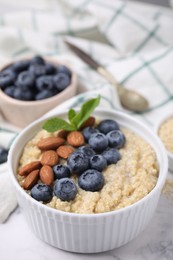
[0,0,173,222]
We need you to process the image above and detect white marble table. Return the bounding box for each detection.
[1,194,173,260]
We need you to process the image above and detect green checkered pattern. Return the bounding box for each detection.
[0,0,173,140]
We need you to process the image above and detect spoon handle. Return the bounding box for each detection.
[65,40,124,95]
[97,67,124,97]
[64,40,149,112]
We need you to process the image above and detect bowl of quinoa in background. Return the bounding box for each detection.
[8,109,168,253]
[155,111,173,172]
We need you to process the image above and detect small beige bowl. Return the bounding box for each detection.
[0,57,77,128]
[155,111,173,172]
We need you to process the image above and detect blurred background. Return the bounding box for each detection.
[133,0,170,7]
[0,0,172,10]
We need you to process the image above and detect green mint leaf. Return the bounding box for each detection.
[42,117,76,132]
[42,96,101,133]
[68,108,77,124]
[71,95,100,129]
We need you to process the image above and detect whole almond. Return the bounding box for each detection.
[57,130,69,139]
[40,165,54,185]
[67,131,85,147]
[19,161,42,176]
[37,137,65,150]
[41,150,59,166]
[22,169,39,190]
[80,116,95,129]
[57,145,74,159]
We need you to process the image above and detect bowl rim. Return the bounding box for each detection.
[0,57,77,106]
[8,108,168,218]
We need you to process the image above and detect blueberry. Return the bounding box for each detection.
[53,164,71,179]
[107,130,125,149]
[53,178,77,201]
[4,86,15,97]
[53,73,70,92]
[57,65,71,78]
[30,55,45,65]
[102,148,121,165]
[0,146,8,164]
[88,132,108,152]
[16,71,35,88]
[97,119,119,134]
[31,183,52,202]
[45,63,56,75]
[78,169,104,192]
[67,152,89,175]
[29,64,47,77]
[36,76,54,91]
[76,146,95,158]
[13,88,34,101]
[82,127,99,142]
[12,60,30,73]
[35,89,53,100]
[0,70,16,88]
[89,155,107,171]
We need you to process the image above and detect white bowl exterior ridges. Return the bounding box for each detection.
[8,109,168,253]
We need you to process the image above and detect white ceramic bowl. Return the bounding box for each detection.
[8,109,168,253]
[0,57,77,128]
[154,111,173,172]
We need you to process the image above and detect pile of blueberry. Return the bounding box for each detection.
[0,56,72,101]
[31,119,126,203]
[0,146,9,164]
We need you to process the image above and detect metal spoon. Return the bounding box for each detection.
[97,67,149,112]
[65,40,149,112]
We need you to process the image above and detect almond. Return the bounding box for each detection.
[80,116,95,129]
[57,130,69,139]
[37,137,65,150]
[67,131,85,147]
[19,161,42,176]
[57,145,74,159]
[40,165,54,185]
[22,169,39,190]
[41,150,59,166]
